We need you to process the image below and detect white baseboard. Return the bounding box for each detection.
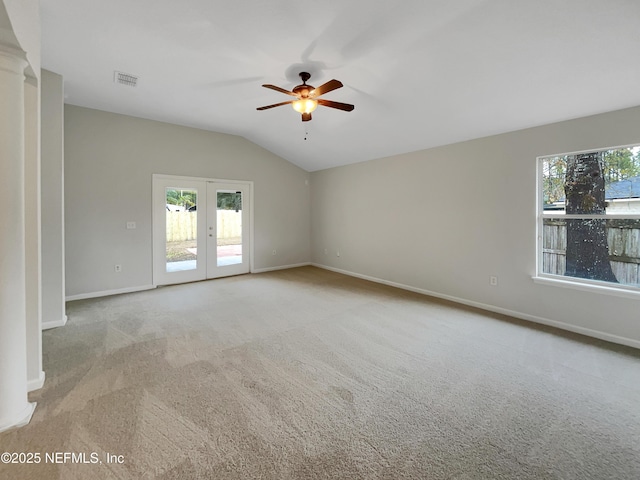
[0,402,36,433]
[27,371,45,392]
[42,314,67,330]
[311,263,640,350]
[252,262,311,274]
[66,284,156,302]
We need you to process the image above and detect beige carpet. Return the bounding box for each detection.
[2,266,640,479]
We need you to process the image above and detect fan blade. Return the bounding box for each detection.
[262,84,298,97]
[256,101,294,111]
[310,79,343,98]
[317,99,355,112]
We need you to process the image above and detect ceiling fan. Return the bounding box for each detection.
[257,72,355,122]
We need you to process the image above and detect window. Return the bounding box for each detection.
[537,145,640,294]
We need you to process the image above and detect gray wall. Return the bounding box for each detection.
[41,69,66,328]
[311,106,640,346]
[64,105,310,297]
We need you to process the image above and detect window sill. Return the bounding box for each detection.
[532,275,640,300]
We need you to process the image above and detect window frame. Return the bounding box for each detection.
[534,144,640,299]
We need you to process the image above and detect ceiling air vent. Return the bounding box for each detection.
[114,71,138,87]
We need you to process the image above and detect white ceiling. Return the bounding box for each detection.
[40,0,640,172]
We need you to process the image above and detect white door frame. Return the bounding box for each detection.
[152,174,254,286]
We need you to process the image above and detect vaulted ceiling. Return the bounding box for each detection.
[40,0,640,171]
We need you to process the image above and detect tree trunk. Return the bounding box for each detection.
[564,152,617,282]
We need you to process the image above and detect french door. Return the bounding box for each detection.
[152,175,251,286]
[207,183,250,278]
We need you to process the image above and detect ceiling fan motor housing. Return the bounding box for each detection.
[294,72,314,97]
[293,84,313,97]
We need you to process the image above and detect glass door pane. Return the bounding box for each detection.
[207,182,250,279]
[165,187,198,272]
[217,191,242,266]
[153,176,206,286]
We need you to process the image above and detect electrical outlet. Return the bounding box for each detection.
[336,251,340,257]
[490,276,498,286]
[126,221,136,229]
[115,264,122,273]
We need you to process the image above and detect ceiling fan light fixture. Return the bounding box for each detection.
[292,99,317,114]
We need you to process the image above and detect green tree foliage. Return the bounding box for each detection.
[166,189,196,209]
[165,190,242,211]
[217,192,242,211]
[542,156,567,204]
[602,148,640,183]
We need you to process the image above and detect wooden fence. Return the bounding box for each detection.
[165,211,242,242]
[543,219,640,285]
